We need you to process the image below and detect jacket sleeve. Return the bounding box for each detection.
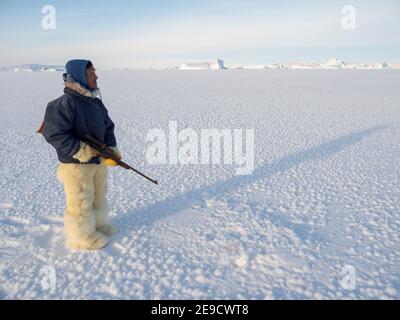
[42,96,81,157]
[100,101,117,147]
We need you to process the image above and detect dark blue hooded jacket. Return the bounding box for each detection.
[42,59,116,164]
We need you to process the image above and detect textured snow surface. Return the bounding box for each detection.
[0,70,399,299]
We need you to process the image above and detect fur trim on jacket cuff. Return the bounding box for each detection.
[72,141,98,163]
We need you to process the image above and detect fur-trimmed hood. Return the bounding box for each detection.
[63,59,101,98]
[64,59,91,89]
[64,77,101,99]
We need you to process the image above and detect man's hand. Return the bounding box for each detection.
[103,158,118,166]
[103,146,122,166]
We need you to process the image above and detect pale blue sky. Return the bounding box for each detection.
[0,0,399,68]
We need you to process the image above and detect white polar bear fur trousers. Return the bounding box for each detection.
[57,161,117,250]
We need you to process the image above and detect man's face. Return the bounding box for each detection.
[86,66,98,89]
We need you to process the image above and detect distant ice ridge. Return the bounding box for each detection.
[179,59,226,70]
[228,58,393,70]
[324,58,346,69]
[322,58,392,70]
[176,58,395,70]
[0,59,396,72]
[0,64,65,72]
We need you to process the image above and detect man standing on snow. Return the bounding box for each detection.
[41,59,121,250]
